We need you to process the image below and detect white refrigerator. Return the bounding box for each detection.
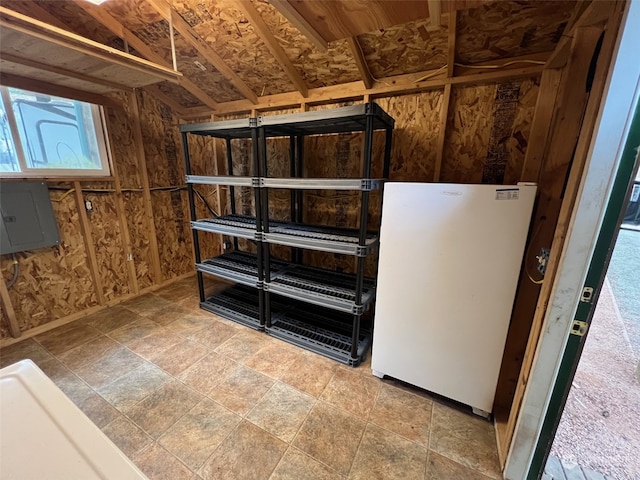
[371,182,536,416]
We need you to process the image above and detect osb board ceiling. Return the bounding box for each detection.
[0,0,582,111]
[456,1,578,63]
[252,0,361,89]
[103,1,244,103]
[2,0,119,47]
[284,0,432,41]
[358,18,449,79]
[173,0,296,96]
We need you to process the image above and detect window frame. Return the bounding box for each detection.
[0,86,112,178]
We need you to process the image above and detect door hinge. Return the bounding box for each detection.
[581,286,594,303]
[570,320,588,337]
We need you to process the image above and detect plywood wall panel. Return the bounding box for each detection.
[152,190,193,279]
[377,92,443,182]
[105,95,142,189]
[504,77,539,185]
[85,193,130,301]
[0,190,98,335]
[441,78,540,185]
[441,84,497,183]
[123,192,154,290]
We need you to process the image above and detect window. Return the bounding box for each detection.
[0,87,111,177]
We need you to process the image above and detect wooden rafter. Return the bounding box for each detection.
[146,0,258,104]
[72,0,218,110]
[233,0,308,98]
[269,0,328,51]
[346,37,374,89]
[181,58,546,118]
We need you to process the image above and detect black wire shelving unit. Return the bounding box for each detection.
[180,102,394,365]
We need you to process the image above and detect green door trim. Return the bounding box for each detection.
[527,100,640,480]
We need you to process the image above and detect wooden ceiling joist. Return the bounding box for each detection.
[346,37,374,89]
[233,0,308,98]
[146,0,258,104]
[269,0,328,51]
[143,83,187,115]
[182,58,546,118]
[0,6,181,94]
[72,0,218,110]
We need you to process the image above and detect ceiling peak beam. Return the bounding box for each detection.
[72,0,217,110]
[146,0,258,104]
[269,0,328,52]
[346,37,374,89]
[233,0,308,97]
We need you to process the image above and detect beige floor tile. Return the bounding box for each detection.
[74,391,120,428]
[178,352,237,395]
[102,415,153,459]
[124,380,202,438]
[292,401,366,476]
[159,398,241,470]
[348,423,427,480]
[0,338,54,368]
[133,442,193,480]
[142,305,194,326]
[154,283,195,302]
[369,383,433,446]
[429,402,501,479]
[97,362,171,410]
[425,451,495,480]
[319,367,380,420]
[243,340,302,379]
[214,329,268,362]
[121,293,174,316]
[127,328,186,360]
[83,305,141,333]
[57,335,121,371]
[37,358,93,404]
[74,347,145,389]
[246,382,315,442]
[150,338,211,376]
[270,447,344,480]
[187,319,238,349]
[280,352,338,398]
[199,420,287,480]
[107,317,162,345]
[208,364,274,415]
[163,314,212,337]
[35,323,101,356]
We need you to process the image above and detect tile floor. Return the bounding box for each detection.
[0,276,503,480]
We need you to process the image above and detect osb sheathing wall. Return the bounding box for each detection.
[0,90,206,339]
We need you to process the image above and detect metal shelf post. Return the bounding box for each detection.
[182,132,205,302]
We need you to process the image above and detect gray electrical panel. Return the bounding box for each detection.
[0,181,60,254]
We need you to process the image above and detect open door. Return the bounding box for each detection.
[529,97,640,479]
